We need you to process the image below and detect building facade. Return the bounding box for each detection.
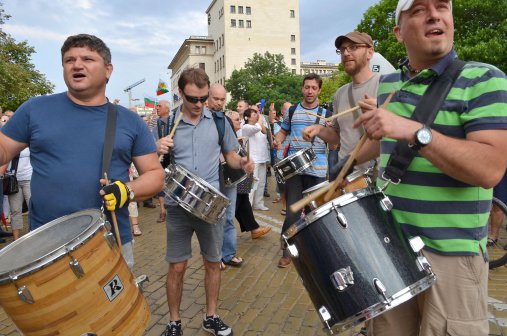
[300,60,339,77]
[169,0,300,109]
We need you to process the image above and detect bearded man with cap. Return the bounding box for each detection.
[349,0,507,335]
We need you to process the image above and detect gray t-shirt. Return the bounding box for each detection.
[332,73,380,170]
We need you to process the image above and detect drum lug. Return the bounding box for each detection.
[416,256,433,274]
[379,196,393,211]
[373,278,391,305]
[330,266,354,291]
[409,236,425,253]
[135,274,150,293]
[69,256,85,279]
[17,285,35,304]
[104,231,115,249]
[332,206,348,228]
[287,243,299,258]
[318,306,334,334]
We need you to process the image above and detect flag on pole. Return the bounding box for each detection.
[144,96,156,108]
[156,79,169,96]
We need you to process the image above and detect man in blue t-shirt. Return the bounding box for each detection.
[0,34,164,268]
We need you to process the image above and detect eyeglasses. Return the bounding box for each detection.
[183,93,209,104]
[336,44,369,56]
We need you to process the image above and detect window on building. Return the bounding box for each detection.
[195,46,201,54]
[219,37,221,48]
[246,20,251,28]
[231,19,236,27]
[220,58,222,70]
[290,10,295,18]
[199,63,205,70]
[230,5,235,13]
[246,6,251,14]
[238,6,243,14]
[222,34,224,46]
[291,34,296,42]
[291,58,296,65]
[202,46,206,54]
[291,48,296,55]
[239,20,244,28]
[292,69,296,74]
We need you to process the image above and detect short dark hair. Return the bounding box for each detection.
[303,73,323,89]
[243,108,258,122]
[178,67,210,91]
[61,34,111,65]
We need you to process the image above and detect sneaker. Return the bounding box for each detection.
[253,205,269,211]
[163,321,182,336]
[202,315,232,336]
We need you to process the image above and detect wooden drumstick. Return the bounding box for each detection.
[323,90,396,202]
[289,182,334,213]
[159,111,183,162]
[104,172,123,253]
[324,106,361,122]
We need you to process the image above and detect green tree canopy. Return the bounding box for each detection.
[357,0,507,73]
[319,65,351,107]
[225,52,303,113]
[0,3,54,112]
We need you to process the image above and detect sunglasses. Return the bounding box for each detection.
[183,93,209,104]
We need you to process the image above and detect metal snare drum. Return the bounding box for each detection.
[282,187,436,333]
[0,209,151,336]
[164,164,230,224]
[273,148,316,183]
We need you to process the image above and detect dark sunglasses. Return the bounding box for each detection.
[183,93,209,104]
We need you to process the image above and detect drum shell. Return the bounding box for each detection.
[0,210,150,335]
[165,164,230,224]
[273,148,316,183]
[221,161,247,187]
[285,188,434,332]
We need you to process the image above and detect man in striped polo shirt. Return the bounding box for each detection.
[353,0,507,334]
[274,73,338,268]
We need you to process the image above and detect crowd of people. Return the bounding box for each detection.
[1,1,507,336]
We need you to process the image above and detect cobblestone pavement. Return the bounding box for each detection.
[0,175,506,335]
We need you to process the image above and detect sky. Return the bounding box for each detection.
[3,0,381,108]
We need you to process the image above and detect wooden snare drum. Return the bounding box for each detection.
[0,209,150,336]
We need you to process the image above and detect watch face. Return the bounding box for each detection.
[417,128,432,145]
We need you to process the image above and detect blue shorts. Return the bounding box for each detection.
[165,206,224,263]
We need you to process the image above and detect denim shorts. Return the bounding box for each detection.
[165,206,224,263]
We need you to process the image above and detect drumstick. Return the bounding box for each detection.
[290,181,334,213]
[159,111,183,162]
[304,110,326,120]
[323,90,396,202]
[324,106,361,122]
[104,172,123,253]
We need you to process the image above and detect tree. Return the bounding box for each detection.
[357,0,507,73]
[319,66,351,107]
[225,52,303,112]
[0,3,54,111]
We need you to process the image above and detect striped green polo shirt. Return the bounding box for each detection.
[377,50,507,256]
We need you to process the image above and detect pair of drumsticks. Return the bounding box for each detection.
[291,91,395,213]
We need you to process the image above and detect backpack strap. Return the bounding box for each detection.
[212,111,225,148]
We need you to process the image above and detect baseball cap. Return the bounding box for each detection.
[334,31,374,50]
[395,0,452,25]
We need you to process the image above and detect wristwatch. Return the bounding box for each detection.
[410,125,432,151]
[125,184,135,201]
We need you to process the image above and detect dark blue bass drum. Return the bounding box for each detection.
[282,186,436,334]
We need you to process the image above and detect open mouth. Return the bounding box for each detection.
[73,73,86,79]
[426,29,444,37]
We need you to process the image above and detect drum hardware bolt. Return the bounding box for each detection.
[81,333,97,336]
[104,231,115,249]
[17,285,35,304]
[135,274,150,292]
[331,267,354,291]
[416,256,433,274]
[287,243,299,258]
[384,237,391,244]
[333,207,348,228]
[69,255,85,279]
[379,196,393,211]
[373,278,391,305]
[409,236,425,253]
[318,306,333,334]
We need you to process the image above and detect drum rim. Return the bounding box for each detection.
[166,164,229,199]
[0,209,104,283]
[224,172,248,187]
[283,187,379,240]
[302,180,330,195]
[274,147,315,167]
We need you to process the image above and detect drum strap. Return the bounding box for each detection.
[101,103,117,178]
[383,58,466,183]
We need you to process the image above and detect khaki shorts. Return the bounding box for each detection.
[366,249,489,336]
[165,206,224,263]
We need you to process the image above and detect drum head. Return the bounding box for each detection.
[0,209,103,281]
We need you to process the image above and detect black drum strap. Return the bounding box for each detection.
[101,103,117,178]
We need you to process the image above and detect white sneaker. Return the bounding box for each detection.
[254,205,269,211]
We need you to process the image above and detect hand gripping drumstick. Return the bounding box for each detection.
[322,91,396,202]
[159,111,183,162]
[104,172,123,254]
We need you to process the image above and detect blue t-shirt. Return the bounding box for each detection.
[1,92,156,244]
